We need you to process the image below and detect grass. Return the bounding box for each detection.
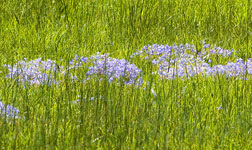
[0,0,252,149]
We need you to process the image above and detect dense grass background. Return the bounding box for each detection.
[0,0,252,149]
[1,0,251,61]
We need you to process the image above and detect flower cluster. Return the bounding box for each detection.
[0,101,19,119]
[3,58,63,86]
[4,44,250,86]
[131,44,251,79]
[68,53,143,85]
[4,53,143,86]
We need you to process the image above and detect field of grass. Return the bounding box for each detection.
[0,0,252,149]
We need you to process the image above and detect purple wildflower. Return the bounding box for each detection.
[0,101,20,119]
[3,58,64,86]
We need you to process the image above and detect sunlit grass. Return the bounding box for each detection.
[0,0,252,149]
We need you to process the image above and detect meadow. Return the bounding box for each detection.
[0,0,252,149]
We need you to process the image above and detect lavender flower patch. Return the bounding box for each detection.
[131,44,252,80]
[3,44,251,86]
[4,53,143,86]
[3,58,64,86]
[68,53,143,85]
[0,101,20,119]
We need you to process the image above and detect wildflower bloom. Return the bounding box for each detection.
[4,53,143,86]
[4,44,252,86]
[0,101,19,119]
[130,43,250,80]
[69,53,143,85]
[3,58,63,86]
[217,105,223,110]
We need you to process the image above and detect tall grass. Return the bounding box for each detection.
[0,0,252,149]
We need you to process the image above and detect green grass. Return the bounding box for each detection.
[0,0,252,149]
